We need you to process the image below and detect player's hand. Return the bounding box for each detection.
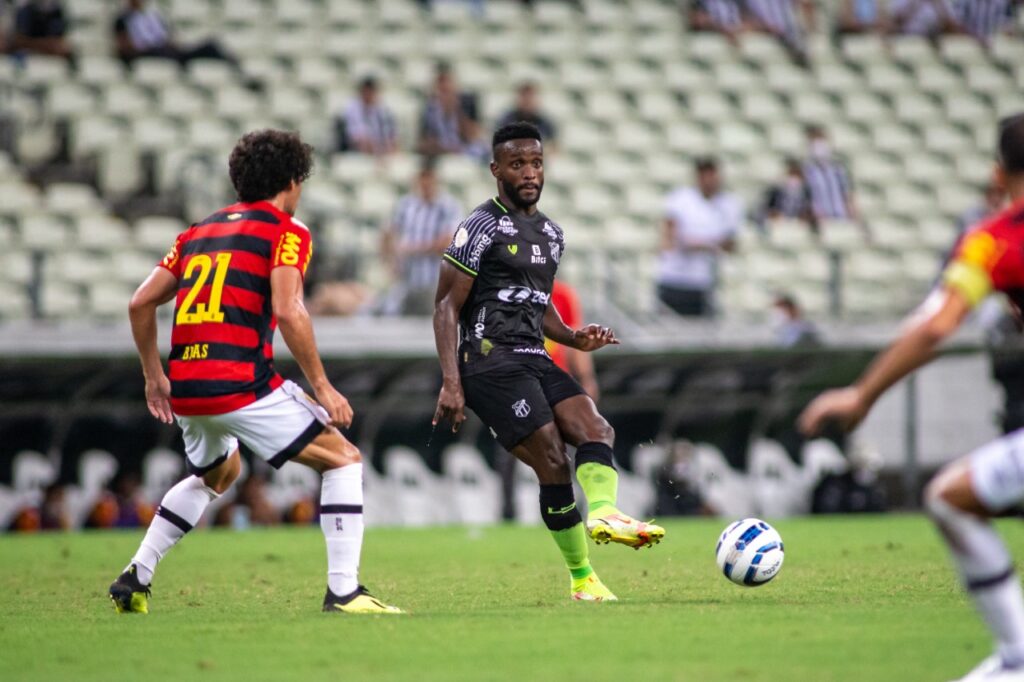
[797,387,869,437]
[315,385,354,429]
[433,380,466,433]
[573,324,620,352]
[145,374,174,424]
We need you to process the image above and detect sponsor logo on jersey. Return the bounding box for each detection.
[507,244,518,255]
[497,215,518,235]
[469,234,492,265]
[497,286,551,306]
[531,244,546,264]
[512,399,531,418]
[543,222,559,240]
[227,213,242,220]
[180,343,209,360]
[474,306,486,339]
[454,226,469,247]
[549,242,561,263]
[512,347,548,356]
[276,231,303,266]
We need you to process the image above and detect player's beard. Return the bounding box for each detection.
[503,178,543,210]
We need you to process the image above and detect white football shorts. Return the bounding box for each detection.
[968,427,1024,511]
[176,380,329,475]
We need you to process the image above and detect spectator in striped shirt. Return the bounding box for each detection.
[743,0,817,65]
[417,62,487,162]
[497,83,558,147]
[380,157,462,315]
[886,0,964,38]
[957,0,1018,47]
[760,157,818,232]
[690,0,749,45]
[113,0,238,68]
[337,76,398,156]
[801,125,862,226]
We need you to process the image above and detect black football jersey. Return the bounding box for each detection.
[443,197,565,375]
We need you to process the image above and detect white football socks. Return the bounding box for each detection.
[928,495,1024,666]
[320,463,365,597]
[129,476,220,585]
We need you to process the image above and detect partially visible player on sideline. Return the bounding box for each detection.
[109,130,402,615]
[432,121,664,603]
[800,115,1024,681]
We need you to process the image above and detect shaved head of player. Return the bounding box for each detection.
[799,113,1024,682]
[490,122,544,211]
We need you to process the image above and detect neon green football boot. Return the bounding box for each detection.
[571,573,618,602]
[323,585,405,614]
[586,512,666,550]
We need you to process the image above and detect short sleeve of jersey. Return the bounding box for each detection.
[271,218,314,279]
[157,231,186,279]
[942,227,1002,308]
[443,210,496,277]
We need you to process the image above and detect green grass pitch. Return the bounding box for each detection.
[1,515,1020,681]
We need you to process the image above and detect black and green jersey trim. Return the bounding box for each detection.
[443,253,478,276]
[491,197,509,213]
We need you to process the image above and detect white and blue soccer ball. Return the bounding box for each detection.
[715,518,785,587]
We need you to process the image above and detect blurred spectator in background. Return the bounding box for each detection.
[801,125,862,226]
[656,157,742,318]
[957,0,1018,47]
[744,0,817,65]
[11,0,74,62]
[689,0,749,45]
[545,280,599,400]
[886,0,963,38]
[417,62,487,161]
[113,0,239,68]
[835,0,887,35]
[760,157,818,232]
[957,179,1006,235]
[337,76,398,156]
[39,482,70,530]
[771,293,821,348]
[380,156,461,315]
[496,82,557,147]
[216,473,280,528]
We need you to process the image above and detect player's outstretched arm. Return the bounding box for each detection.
[270,267,352,428]
[798,287,972,436]
[543,303,619,353]
[432,261,474,431]
[129,267,179,424]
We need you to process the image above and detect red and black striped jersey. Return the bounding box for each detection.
[157,201,313,416]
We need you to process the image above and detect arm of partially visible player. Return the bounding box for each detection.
[129,267,179,424]
[798,286,975,436]
[432,261,475,431]
[270,266,353,428]
[543,304,619,352]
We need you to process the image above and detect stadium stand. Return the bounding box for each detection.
[1,0,1020,324]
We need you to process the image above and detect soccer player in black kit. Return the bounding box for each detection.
[432,122,665,602]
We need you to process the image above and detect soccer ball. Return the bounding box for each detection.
[715,518,785,587]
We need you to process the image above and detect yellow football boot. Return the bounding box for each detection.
[587,512,666,550]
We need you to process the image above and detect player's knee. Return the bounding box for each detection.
[536,447,571,482]
[575,416,613,445]
[324,440,362,471]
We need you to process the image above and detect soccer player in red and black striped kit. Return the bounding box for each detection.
[109,130,402,615]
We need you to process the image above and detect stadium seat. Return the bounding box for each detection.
[692,442,755,518]
[748,439,811,516]
[441,445,502,525]
[0,282,32,319]
[383,446,448,526]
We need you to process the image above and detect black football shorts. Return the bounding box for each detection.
[461,357,586,450]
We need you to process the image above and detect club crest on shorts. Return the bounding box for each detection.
[512,399,531,418]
